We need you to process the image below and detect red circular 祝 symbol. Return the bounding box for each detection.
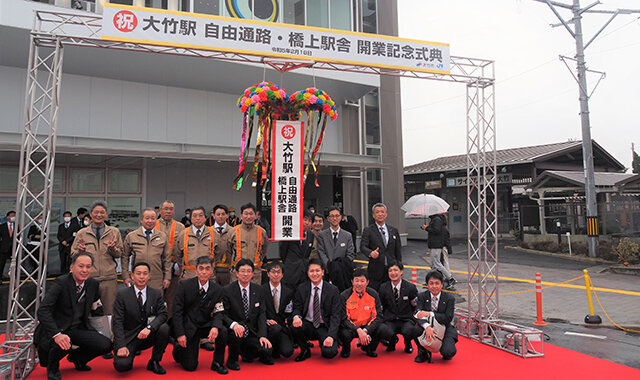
[113,10,138,33]
[281,125,296,139]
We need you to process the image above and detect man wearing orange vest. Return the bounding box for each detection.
[226,203,268,285]
[210,204,232,286]
[174,206,217,281]
[339,268,383,358]
[156,200,185,317]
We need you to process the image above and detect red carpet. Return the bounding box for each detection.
[29,337,639,379]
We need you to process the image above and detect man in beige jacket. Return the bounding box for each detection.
[174,206,216,281]
[155,200,185,316]
[71,200,123,316]
[226,203,269,284]
[122,208,172,290]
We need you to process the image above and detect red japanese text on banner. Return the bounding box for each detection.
[271,120,304,241]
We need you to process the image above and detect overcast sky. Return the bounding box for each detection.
[398,0,640,170]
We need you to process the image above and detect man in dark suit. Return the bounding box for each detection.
[172,256,228,374]
[338,269,383,358]
[317,206,355,292]
[222,259,273,369]
[413,270,458,363]
[69,208,87,233]
[112,262,170,374]
[0,211,16,280]
[360,203,402,290]
[291,258,342,362]
[279,210,317,288]
[57,211,75,275]
[261,261,294,359]
[34,252,112,380]
[377,263,422,354]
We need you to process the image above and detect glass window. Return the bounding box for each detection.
[0,198,16,222]
[68,197,103,218]
[110,0,134,5]
[28,167,65,193]
[49,197,66,234]
[366,147,380,157]
[193,0,220,15]
[283,0,305,25]
[71,169,104,193]
[109,169,140,193]
[107,197,141,232]
[0,167,18,192]
[307,0,329,27]
[330,0,351,30]
[366,168,382,222]
[361,0,377,33]
[364,89,380,145]
[145,0,168,9]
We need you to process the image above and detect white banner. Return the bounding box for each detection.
[271,120,304,241]
[102,4,450,74]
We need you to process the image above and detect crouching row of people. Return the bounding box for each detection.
[36,252,457,380]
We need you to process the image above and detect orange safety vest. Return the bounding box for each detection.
[346,291,377,327]
[234,225,263,268]
[156,219,177,260]
[182,226,214,271]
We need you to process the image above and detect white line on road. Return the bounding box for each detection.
[564,331,607,339]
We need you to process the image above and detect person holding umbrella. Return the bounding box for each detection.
[422,208,456,289]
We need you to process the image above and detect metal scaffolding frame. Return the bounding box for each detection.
[0,8,542,379]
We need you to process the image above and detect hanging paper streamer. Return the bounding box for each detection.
[234,82,288,190]
[288,87,338,186]
[234,83,337,191]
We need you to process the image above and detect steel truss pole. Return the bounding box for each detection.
[0,32,63,379]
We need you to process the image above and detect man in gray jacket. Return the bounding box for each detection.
[317,206,355,292]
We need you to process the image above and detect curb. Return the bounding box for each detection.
[504,245,613,265]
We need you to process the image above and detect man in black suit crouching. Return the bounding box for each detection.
[112,262,170,374]
[260,260,294,359]
[172,256,228,374]
[222,258,273,370]
[291,258,343,362]
[35,252,112,380]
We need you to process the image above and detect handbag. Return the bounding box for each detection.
[88,315,112,339]
[417,314,446,353]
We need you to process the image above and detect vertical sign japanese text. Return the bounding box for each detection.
[271,121,304,241]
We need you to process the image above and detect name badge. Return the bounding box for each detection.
[214,302,224,313]
[147,316,156,324]
[155,237,160,241]
[206,237,211,241]
[254,302,260,307]
[364,306,370,310]
[340,243,346,247]
[402,295,409,300]
[285,301,293,313]
[72,232,77,237]
[393,236,396,240]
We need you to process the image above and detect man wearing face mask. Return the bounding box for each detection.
[0,211,16,281]
[181,209,192,228]
[57,211,75,275]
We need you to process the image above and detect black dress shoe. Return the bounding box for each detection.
[294,349,311,362]
[102,352,114,359]
[414,348,431,363]
[340,347,351,358]
[226,361,240,371]
[366,350,378,358]
[404,345,413,354]
[73,362,92,371]
[200,342,215,351]
[47,366,61,380]
[135,349,142,356]
[386,335,398,352]
[260,356,274,365]
[147,360,167,375]
[211,361,229,374]
[306,341,314,348]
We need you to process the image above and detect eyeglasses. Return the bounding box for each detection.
[328,214,341,218]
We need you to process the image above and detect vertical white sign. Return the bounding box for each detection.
[271,120,304,241]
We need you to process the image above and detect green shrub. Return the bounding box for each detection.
[615,238,640,264]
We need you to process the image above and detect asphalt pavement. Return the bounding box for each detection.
[390,239,640,369]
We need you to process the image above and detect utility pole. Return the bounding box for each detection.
[534,0,640,257]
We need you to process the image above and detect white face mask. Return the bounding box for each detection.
[83,220,90,226]
[9,217,15,223]
[63,217,71,223]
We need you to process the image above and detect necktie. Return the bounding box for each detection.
[145,229,152,243]
[217,226,223,234]
[76,284,82,300]
[199,287,206,299]
[393,286,399,305]
[272,288,279,311]
[379,227,387,246]
[242,288,249,319]
[312,286,321,328]
[196,229,201,240]
[65,223,69,229]
[431,296,438,311]
[332,231,338,245]
[8,223,13,237]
